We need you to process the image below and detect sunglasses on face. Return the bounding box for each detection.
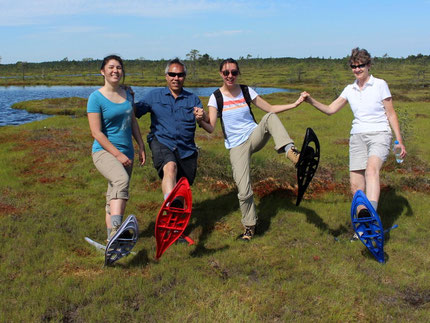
[167,72,186,78]
[222,70,239,76]
[350,63,367,69]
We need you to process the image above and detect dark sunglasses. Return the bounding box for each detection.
[167,72,186,78]
[222,69,239,76]
[350,63,367,69]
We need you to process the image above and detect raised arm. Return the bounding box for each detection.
[383,97,407,158]
[252,94,304,113]
[302,91,347,115]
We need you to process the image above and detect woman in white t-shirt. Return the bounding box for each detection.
[302,48,406,220]
[198,58,305,241]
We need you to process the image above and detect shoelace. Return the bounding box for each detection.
[244,228,253,236]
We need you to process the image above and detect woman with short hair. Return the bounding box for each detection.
[302,47,406,227]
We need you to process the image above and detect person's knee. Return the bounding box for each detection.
[264,112,279,124]
[365,166,380,179]
[238,191,253,203]
[112,172,130,193]
[163,161,177,178]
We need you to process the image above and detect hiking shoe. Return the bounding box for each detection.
[170,198,184,209]
[350,232,360,242]
[176,234,188,244]
[357,208,371,218]
[350,231,365,242]
[118,229,133,240]
[350,224,366,242]
[241,226,255,241]
[107,224,120,242]
[286,146,300,166]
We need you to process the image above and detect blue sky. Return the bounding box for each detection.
[1,0,429,64]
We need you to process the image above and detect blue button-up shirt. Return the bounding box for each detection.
[135,87,203,159]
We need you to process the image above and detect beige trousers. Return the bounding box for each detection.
[229,113,293,227]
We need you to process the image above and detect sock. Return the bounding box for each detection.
[164,193,170,200]
[370,200,378,211]
[107,228,112,240]
[284,143,294,154]
[111,215,123,228]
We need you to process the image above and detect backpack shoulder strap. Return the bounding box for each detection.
[239,84,257,123]
[214,89,223,118]
[213,89,227,138]
[240,84,252,108]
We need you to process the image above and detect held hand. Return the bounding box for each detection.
[301,91,310,102]
[194,107,204,121]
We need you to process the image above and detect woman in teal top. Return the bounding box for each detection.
[87,55,146,241]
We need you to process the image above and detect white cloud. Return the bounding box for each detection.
[53,26,105,34]
[0,0,89,26]
[20,25,106,40]
[101,0,220,17]
[0,0,294,26]
[104,32,133,39]
[203,30,244,38]
[0,0,225,26]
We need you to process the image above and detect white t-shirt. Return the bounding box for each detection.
[340,75,392,134]
[208,87,258,149]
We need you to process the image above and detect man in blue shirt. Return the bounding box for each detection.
[135,58,207,201]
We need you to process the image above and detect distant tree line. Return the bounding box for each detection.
[0,50,428,85]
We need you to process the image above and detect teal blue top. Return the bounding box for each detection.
[87,90,134,159]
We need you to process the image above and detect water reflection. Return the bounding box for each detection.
[0,85,298,127]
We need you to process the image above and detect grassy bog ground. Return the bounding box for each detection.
[1,67,430,321]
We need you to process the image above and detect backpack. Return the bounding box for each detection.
[213,84,257,138]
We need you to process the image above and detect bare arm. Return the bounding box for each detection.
[131,112,146,166]
[196,106,218,133]
[384,97,407,158]
[88,112,132,166]
[252,94,304,113]
[125,85,146,165]
[302,91,347,115]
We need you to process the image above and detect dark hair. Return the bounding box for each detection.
[219,58,240,74]
[349,48,372,66]
[165,58,187,75]
[100,54,125,83]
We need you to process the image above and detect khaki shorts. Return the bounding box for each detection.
[92,150,133,214]
[349,131,392,171]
